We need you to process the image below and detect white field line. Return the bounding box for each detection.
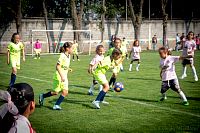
[1,71,200,118]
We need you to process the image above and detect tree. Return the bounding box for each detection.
[16,0,22,36]
[161,0,168,47]
[70,0,84,41]
[128,0,144,40]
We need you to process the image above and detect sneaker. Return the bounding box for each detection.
[101,100,109,105]
[78,59,80,61]
[39,94,44,106]
[180,74,187,79]
[92,100,100,109]
[136,67,139,71]
[183,101,189,106]
[160,96,167,101]
[129,68,132,71]
[38,57,40,59]
[88,91,94,96]
[34,57,37,59]
[53,105,62,110]
[73,59,75,62]
[194,76,198,81]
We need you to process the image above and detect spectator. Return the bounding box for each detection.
[175,33,180,51]
[152,34,157,51]
[195,34,200,50]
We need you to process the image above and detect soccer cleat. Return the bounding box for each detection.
[53,105,62,110]
[194,76,198,81]
[183,101,189,106]
[101,100,109,105]
[92,100,100,109]
[180,74,187,79]
[88,91,94,96]
[129,68,132,71]
[39,93,44,106]
[34,57,37,59]
[73,59,75,62]
[78,59,80,61]
[136,67,139,71]
[160,96,167,101]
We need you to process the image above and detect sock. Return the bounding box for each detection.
[38,53,40,58]
[191,66,197,77]
[182,66,187,75]
[77,55,79,60]
[43,91,52,98]
[109,77,116,86]
[9,73,16,87]
[100,91,106,101]
[129,64,132,70]
[120,65,124,70]
[161,93,166,98]
[179,91,187,102]
[136,64,140,69]
[89,83,94,93]
[95,90,106,101]
[99,85,103,92]
[55,95,65,105]
[72,55,74,60]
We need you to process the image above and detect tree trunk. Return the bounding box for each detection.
[128,0,144,40]
[16,0,22,37]
[161,0,168,47]
[42,0,51,53]
[101,0,105,42]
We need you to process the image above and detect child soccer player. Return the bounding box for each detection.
[129,40,141,71]
[7,33,25,87]
[158,47,189,106]
[180,31,198,81]
[88,45,105,95]
[39,42,73,110]
[0,83,35,133]
[107,38,126,88]
[34,39,42,59]
[72,40,80,61]
[121,37,129,59]
[92,48,122,109]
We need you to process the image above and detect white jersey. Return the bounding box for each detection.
[131,46,141,60]
[160,55,180,81]
[9,115,35,133]
[90,54,104,69]
[182,40,196,60]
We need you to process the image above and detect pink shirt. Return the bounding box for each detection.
[131,46,141,60]
[34,42,41,49]
[90,54,104,69]
[160,56,180,81]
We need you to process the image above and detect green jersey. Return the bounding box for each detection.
[53,53,71,81]
[94,56,112,75]
[7,42,24,59]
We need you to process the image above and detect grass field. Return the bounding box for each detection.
[0,51,200,132]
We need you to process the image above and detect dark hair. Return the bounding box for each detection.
[0,83,34,133]
[187,31,194,40]
[133,40,139,46]
[112,48,122,57]
[158,47,172,55]
[11,33,19,43]
[96,45,104,52]
[60,42,73,53]
[114,38,121,43]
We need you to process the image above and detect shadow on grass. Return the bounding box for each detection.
[168,96,200,101]
[113,95,159,103]
[0,84,9,90]
[127,77,160,82]
[70,84,90,89]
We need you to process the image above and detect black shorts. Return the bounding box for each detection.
[160,79,181,94]
[131,59,140,63]
[182,59,192,66]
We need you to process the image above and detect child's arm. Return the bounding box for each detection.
[88,64,94,74]
[22,48,25,62]
[56,64,65,82]
[7,50,10,65]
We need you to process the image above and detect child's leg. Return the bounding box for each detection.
[76,54,79,60]
[72,54,75,61]
[109,73,117,87]
[39,91,57,106]
[9,67,17,87]
[190,64,198,81]
[181,60,187,79]
[136,60,140,71]
[88,80,97,95]
[160,81,169,101]
[55,89,68,106]
[129,60,133,71]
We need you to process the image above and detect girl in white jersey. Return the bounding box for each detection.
[0,83,36,133]
[88,45,105,95]
[159,47,189,106]
[180,31,198,81]
[129,40,141,71]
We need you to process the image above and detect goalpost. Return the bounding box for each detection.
[30,30,92,56]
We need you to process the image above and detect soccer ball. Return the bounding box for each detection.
[113,82,124,92]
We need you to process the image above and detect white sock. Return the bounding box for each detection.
[182,66,187,75]
[136,64,140,69]
[89,83,94,93]
[129,64,132,70]
[191,66,197,77]
[99,85,103,92]
[120,65,124,70]
[179,91,187,102]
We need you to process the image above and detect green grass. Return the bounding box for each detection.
[0,51,200,132]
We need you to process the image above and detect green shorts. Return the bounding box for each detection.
[53,79,68,92]
[10,57,20,69]
[93,73,108,85]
